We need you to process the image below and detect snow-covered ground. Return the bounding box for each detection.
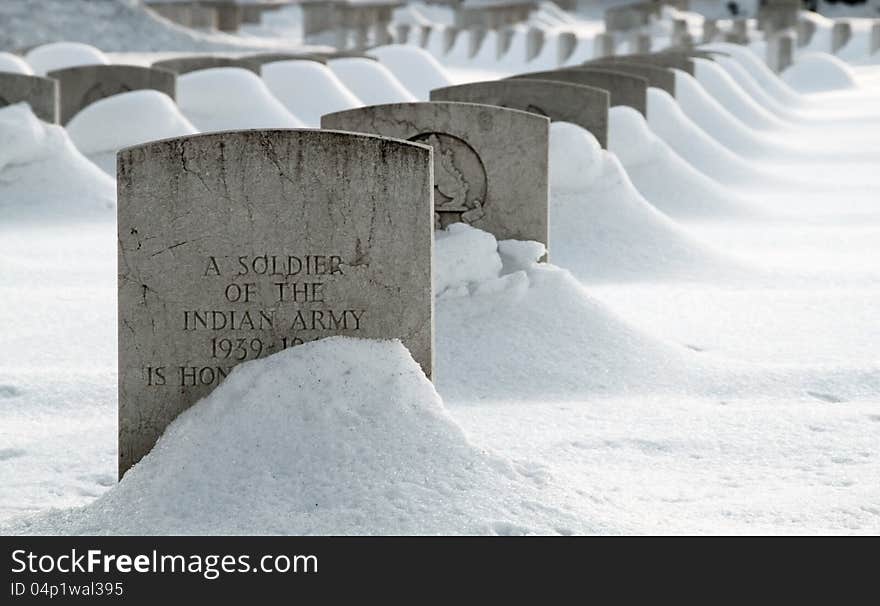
[1,2,879,535]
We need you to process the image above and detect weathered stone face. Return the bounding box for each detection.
[581,60,675,96]
[48,64,177,124]
[117,129,434,476]
[603,52,696,75]
[510,68,648,115]
[0,72,59,123]
[152,56,248,75]
[322,101,550,247]
[430,79,610,149]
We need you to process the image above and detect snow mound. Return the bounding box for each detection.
[0,52,33,75]
[645,88,787,193]
[0,103,115,220]
[782,53,858,93]
[262,60,363,128]
[693,58,784,130]
[548,121,603,193]
[701,42,801,106]
[4,338,581,535]
[25,42,109,76]
[66,90,198,175]
[177,67,304,132]
[549,120,752,282]
[370,44,454,101]
[607,105,753,218]
[435,223,505,296]
[327,58,418,105]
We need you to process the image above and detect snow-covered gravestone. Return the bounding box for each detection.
[322,101,550,247]
[117,129,434,476]
[0,73,59,123]
[509,68,648,116]
[47,64,176,124]
[430,79,610,148]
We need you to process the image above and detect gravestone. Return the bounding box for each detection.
[831,21,852,54]
[468,27,488,58]
[199,0,241,32]
[702,19,718,43]
[236,53,326,73]
[0,72,59,123]
[767,30,795,73]
[871,21,880,55]
[606,52,695,75]
[583,59,675,96]
[526,27,545,61]
[118,129,434,476]
[48,64,176,124]
[430,79,610,148]
[796,17,816,47]
[628,31,651,54]
[152,56,247,75]
[510,68,648,115]
[558,32,578,64]
[322,101,550,246]
[593,32,615,58]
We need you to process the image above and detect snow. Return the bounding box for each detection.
[370,44,454,101]
[262,60,363,127]
[783,53,859,93]
[0,52,33,75]
[0,103,115,220]
[4,338,583,535]
[25,42,109,76]
[327,58,419,105]
[2,3,880,535]
[66,90,198,175]
[176,67,305,132]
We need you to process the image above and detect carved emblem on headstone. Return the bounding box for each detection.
[410,132,488,229]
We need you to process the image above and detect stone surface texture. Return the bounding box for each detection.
[430,79,610,148]
[48,64,177,124]
[0,72,59,123]
[322,101,550,246]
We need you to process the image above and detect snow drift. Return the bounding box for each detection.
[25,42,109,76]
[3,338,583,535]
[327,57,419,105]
[0,103,115,220]
[177,67,304,132]
[262,60,363,127]
[370,44,454,100]
[66,90,198,175]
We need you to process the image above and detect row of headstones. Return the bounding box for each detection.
[300,0,402,50]
[0,51,375,125]
[302,0,540,51]
[113,47,706,476]
[146,0,288,32]
[397,23,642,64]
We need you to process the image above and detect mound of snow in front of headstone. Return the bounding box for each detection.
[549,121,754,283]
[25,42,109,76]
[177,67,304,132]
[0,52,33,75]
[327,58,419,105]
[262,60,363,127]
[66,90,198,176]
[782,53,858,93]
[0,103,115,220]
[370,45,454,101]
[4,338,583,535]
[607,106,754,220]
